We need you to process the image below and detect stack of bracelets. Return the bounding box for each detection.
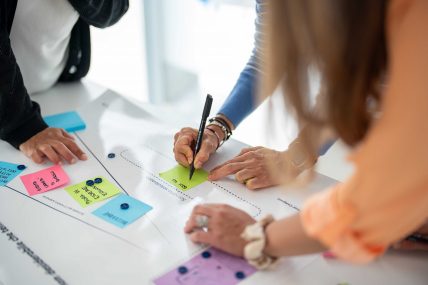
[206,116,233,149]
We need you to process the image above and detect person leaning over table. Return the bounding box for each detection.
[173,0,335,191]
[0,0,128,164]
[184,0,428,267]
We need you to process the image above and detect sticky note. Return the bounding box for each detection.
[154,248,256,285]
[159,165,208,191]
[20,165,69,196]
[43,111,86,132]
[65,176,121,208]
[92,194,152,228]
[0,161,26,186]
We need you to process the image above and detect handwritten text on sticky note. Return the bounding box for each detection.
[159,165,208,191]
[20,165,69,196]
[93,194,152,228]
[65,176,121,208]
[0,161,26,186]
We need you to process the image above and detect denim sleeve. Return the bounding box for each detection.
[217,0,266,127]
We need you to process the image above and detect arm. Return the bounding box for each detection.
[0,3,48,149]
[67,0,129,28]
[0,1,87,164]
[216,0,268,129]
[301,0,428,263]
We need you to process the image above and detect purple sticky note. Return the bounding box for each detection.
[154,248,256,285]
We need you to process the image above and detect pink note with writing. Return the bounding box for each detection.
[20,165,70,196]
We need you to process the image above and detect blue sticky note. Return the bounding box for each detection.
[92,194,153,228]
[0,161,26,186]
[43,111,86,132]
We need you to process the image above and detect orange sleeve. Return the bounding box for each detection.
[301,0,428,263]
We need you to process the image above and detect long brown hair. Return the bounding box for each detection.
[263,0,388,151]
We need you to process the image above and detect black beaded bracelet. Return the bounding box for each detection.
[208,117,232,141]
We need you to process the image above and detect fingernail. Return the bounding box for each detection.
[322,251,336,259]
[71,158,77,164]
[81,153,88,160]
[208,175,213,180]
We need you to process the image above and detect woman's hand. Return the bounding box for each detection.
[173,127,219,169]
[208,146,301,190]
[19,127,87,164]
[184,204,256,256]
[393,221,428,251]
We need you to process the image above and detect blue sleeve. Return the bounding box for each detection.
[218,0,266,127]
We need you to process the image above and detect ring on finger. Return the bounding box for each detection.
[242,177,254,185]
[195,215,209,228]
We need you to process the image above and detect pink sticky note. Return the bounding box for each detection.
[20,165,69,196]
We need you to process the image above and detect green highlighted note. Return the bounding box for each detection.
[65,176,121,208]
[159,165,208,191]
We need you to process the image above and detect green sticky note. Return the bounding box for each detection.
[159,165,208,191]
[65,176,121,208]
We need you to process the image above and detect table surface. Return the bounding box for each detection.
[0,81,426,285]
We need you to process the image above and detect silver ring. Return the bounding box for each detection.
[195,215,209,228]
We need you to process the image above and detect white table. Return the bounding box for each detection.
[0,81,426,285]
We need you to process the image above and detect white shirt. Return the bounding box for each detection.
[10,0,79,94]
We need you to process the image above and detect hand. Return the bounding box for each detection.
[19,127,87,164]
[393,221,428,251]
[184,204,256,256]
[208,146,301,190]
[173,127,219,169]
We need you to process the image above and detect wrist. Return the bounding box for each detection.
[206,124,225,142]
[207,115,233,147]
[287,140,316,172]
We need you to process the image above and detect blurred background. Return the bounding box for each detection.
[87,0,297,149]
[85,0,351,181]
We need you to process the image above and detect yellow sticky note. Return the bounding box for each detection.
[65,176,121,208]
[159,165,208,191]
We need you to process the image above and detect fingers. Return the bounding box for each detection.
[173,128,197,167]
[189,230,213,244]
[38,144,61,164]
[62,137,87,161]
[173,128,218,169]
[51,142,76,164]
[61,129,75,140]
[19,128,87,165]
[194,131,218,169]
[30,149,45,164]
[237,146,263,156]
[208,161,251,181]
[245,176,269,190]
[184,204,216,233]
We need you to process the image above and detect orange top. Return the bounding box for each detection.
[301,0,428,263]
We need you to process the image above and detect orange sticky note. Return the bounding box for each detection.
[20,165,69,196]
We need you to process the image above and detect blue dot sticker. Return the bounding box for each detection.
[94,177,103,184]
[108,153,116,159]
[120,203,129,210]
[178,266,188,274]
[17,165,26,170]
[86,180,94,186]
[201,251,211,258]
[235,271,245,280]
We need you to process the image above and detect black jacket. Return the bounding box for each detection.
[0,0,128,148]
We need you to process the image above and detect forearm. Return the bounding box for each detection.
[0,31,48,148]
[264,214,326,257]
